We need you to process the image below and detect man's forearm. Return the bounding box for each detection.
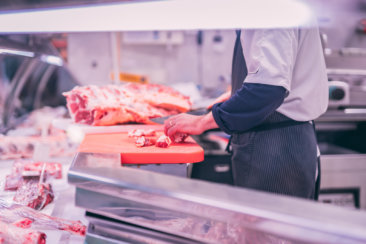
[199,112,219,132]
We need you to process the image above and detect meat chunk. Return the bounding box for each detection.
[0,203,86,236]
[128,129,156,138]
[4,174,22,191]
[63,83,191,126]
[4,160,62,191]
[0,221,46,244]
[13,180,54,210]
[0,134,76,160]
[58,221,86,236]
[135,136,156,147]
[155,135,172,148]
[23,162,62,180]
[4,160,27,191]
[171,133,188,143]
[13,218,33,229]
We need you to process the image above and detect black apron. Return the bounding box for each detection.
[229,30,320,200]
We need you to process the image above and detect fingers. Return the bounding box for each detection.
[164,114,185,137]
[164,116,177,135]
[166,124,178,138]
[164,119,177,138]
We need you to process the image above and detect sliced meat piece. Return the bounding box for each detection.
[0,203,86,236]
[155,135,172,148]
[128,129,156,138]
[135,136,156,147]
[4,160,62,191]
[13,218,33,229]
[0,221,46,244]
[172,133,188,143]
[4,174,22,191]
[23,162,62,180]
[13,180,54,210]
[58,221,86,236]
[4,160,27,191]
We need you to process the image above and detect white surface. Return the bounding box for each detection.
[0,0,312,33]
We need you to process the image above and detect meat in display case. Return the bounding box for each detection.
[68,152,366,244]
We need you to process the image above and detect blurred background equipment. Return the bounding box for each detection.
[0,35,78,134]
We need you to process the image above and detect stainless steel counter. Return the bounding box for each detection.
[68,152,366,244]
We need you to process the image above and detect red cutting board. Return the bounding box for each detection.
[78,130,204,164]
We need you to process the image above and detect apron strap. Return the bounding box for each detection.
[312,120,321,201]
[226,29,248,154]
[231,30,248,94]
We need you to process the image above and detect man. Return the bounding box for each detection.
[165,23,328,199]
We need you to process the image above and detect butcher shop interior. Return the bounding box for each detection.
[1,0,366,243]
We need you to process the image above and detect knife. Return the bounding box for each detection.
[150,107,209,124]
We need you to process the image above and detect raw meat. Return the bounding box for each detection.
[0,135,34,160]
[171,133,188,143]
[4,175,22,191]
[63,83,191,126]
[7,106,68,137]
[13,180,54,210]
[13,218,33,229]
[123,83,191,112]
[0,221,46,244]
[23,162,62,180]
[4,160,62,191]
[0,134,76,160]
[0,106,77,160]
[128,129,156,138]
[135,136,156,147]
[0,202,86,236]
[4,160,27,191]
[155,135,172,148]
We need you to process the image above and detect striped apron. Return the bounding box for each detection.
[230,30,320,199]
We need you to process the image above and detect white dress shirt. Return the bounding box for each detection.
[240,22,329,121]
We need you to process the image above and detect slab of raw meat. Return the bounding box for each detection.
[63,83,191,126]
[13,180,54,210]
[0,221,46,244]
[123,83,191,112]
[0,202,86,236]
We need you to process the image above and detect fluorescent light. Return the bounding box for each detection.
[0,0,312,33]
[40,54,64,66]
[0,48,34,57]
[344,109,366,114]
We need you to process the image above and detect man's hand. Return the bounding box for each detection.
[164,112,218,139]
[206,91,231,110]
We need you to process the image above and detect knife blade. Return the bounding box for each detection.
[150,107,209,124]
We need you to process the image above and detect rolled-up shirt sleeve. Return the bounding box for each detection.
[243,29,298,91]
[212,83,287,135]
